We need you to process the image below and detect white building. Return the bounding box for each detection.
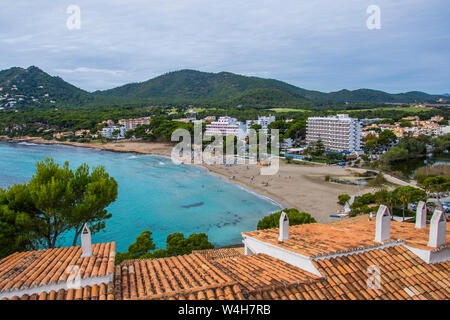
[205,116,247,139]
[118,117,151,131]
[306,114,361,152]
[246,115,276,133]
[101,126,126,140]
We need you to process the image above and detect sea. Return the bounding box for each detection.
[0,141,281,251]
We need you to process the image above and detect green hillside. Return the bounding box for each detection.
[0,67,446,109]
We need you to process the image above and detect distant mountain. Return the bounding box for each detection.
[97,69,446,105]
[442,93,450,97]
[0,67,446,109]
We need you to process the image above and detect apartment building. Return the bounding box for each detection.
[205,116,247,139]
[246,115,276,133]
[306,114,361,152]
[118,117,151,131]
[101,126,126,139]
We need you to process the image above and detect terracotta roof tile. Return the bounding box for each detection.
[0,242,115,297]
[193,247,245,261]
[243,220,449,258]
[115,253,238,300]
[213,254,320,292]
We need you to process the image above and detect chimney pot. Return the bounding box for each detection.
[428,209,446,248]
[375,205,391,243]
[81,223,92,257]
[415,201,427,229]
[278,211,289,242]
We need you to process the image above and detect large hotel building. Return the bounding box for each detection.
[306,114,362,152]
[204,116,247,139]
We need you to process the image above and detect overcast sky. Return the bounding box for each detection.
[0,0,448,93]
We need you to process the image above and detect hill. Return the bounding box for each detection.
[0,67,446,109]
[97,69,445,106]
[0,66,92,108]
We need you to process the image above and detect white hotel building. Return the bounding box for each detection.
[246,115,276,133]
[306,114,362,152]
[204,116,247,140]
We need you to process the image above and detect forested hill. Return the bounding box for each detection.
[0,66,446,109]
[96,69,446,105]
[0,66,93,107]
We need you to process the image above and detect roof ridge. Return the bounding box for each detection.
[311,239,405,260]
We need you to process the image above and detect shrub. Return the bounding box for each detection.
[257,208,316,230]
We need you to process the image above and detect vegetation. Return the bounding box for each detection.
[256,208,316,230]
[0,158,117,258]
[337,194,351,206]
[380,136,427,165]
[115,230,214,264]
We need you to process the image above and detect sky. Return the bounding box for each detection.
[0,0,449,94]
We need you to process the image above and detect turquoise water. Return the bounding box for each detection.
[0,142,281,251]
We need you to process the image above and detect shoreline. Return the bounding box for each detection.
[0,136,285,208]
[1,136,372,223]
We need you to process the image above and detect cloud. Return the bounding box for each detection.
[0,0,448,93]
[54,67,124,76]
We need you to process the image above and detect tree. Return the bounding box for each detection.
[312,140,325,157]
[394,186,427,221]
[422,176,450,200]
[378,129,396,146]
[115,231,214,264]
[68,164,118,245]
[374,189,397,216]
[257,208,316,230]
[250,124,262,132]
[364,138,378,154]
[285,120,306,141]
[128,231,156,256]
[337,194,351,206]
[400,120,412,128]
[166,232,214,256]
[0,158,117,252]
[367,172,387,190]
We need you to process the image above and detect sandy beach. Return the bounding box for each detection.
[1,137,375,223]
[203,162,373,223]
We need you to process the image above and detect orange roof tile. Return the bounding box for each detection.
[115,253,238,300]
[242,246,449,300]
[193,247,245,261]
[0,243,115,296]
[242,220,449,258]
[213,254,320,292]
[3,282,115,301]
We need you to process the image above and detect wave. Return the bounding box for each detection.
[18,142,38,146]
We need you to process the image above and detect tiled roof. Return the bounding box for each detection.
[5,282,115,300]
[312,246,450,300]
[114,253,238,300]
[242,220,450,258]
[193,247,245,261]
[244,246,450,300]
[0,243,115,297]
[152,284,245,300]
[213,254,320,292]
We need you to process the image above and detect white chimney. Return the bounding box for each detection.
[278,211,289,242]
[375,205,391,243]
[81,223,92,257]
[415,201,427,229]
[428,209,446,248]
